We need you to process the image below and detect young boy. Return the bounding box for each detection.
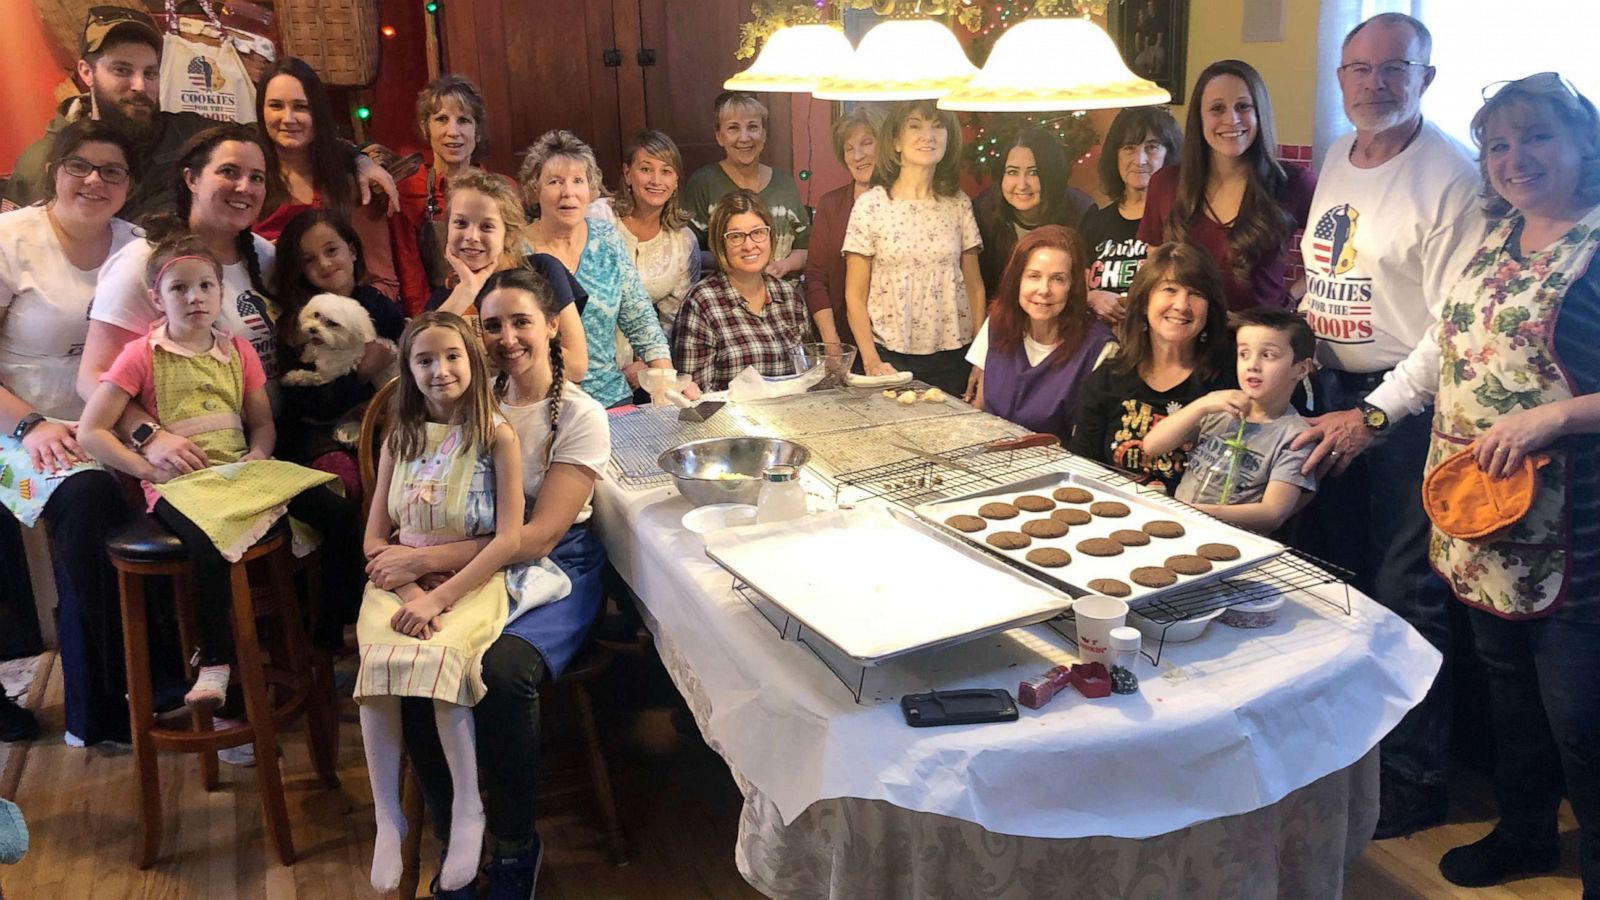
[1142,308,1318,534]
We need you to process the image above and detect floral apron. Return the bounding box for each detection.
[1426,208,1600,617]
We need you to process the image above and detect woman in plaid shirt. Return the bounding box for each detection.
[672,190,812,391]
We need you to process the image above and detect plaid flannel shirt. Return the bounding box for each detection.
[671,273,813,392]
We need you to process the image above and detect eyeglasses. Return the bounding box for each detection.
[1337,58,1430,82]
[723,226,771,247]
[59,157,131,184]
[1482,71,1580,102]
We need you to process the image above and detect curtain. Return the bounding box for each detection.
[1312,0,1427,167]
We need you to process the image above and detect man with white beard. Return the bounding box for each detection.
[1290,12,1483,840]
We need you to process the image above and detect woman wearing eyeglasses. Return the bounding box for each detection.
[0,120,141,747]
[1415,72,1600,896]
[671,190,811,392]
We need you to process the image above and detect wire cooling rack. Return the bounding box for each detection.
[607,404,771,487]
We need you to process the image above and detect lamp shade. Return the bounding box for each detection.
[813,19,978,101]
[724,24,856,93]
[939,17,1171,111]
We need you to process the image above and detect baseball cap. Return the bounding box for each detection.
[81,6,162,57]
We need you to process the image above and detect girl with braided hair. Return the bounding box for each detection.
[366,267,610,895]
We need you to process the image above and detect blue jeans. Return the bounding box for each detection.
[1292,368,1456,788]
[1468,609,1600,894]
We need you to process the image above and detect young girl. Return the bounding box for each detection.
[78,234,355,715]
[358,312,561,893]
[271,209,404,497]
[426,169,590,384]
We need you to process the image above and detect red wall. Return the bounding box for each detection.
[1,0,77,174]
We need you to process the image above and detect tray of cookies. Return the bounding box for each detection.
[913,471,1286,606]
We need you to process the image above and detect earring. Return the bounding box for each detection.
[1200,331,1209,343]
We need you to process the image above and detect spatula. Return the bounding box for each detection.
[667,389,726,423]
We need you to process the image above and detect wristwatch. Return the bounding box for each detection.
[10,413,43,441]
[1358,402,1390,432]
[130,421,163,451]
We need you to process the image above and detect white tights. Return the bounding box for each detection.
[360,697,485,892]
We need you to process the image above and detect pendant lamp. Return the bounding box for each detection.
[724,24,856,93]
[939,16,1170,111]
[813,18,978,101]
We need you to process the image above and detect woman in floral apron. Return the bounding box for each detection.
[1427,74,1600,896]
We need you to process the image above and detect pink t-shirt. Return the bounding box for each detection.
[102,328,266,420]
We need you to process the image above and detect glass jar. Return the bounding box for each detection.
[756,465,807,524]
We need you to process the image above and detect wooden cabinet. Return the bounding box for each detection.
[440,0,792,187]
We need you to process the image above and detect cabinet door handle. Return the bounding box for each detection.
[603,48,622,67]
[636,48,657,66]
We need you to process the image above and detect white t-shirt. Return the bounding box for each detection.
[0,206,139,418]
[90,233,280,379]
[1297,122,1484,418]
[499,381,610,524]
[964,319,1058,369]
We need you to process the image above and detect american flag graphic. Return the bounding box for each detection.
[1309,204,1359,276]
[186,57,222,91]
[236,293,268,333]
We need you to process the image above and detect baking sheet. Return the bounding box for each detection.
[703,506,1073,664]
[914,471,1285,606]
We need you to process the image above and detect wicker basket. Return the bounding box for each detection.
[276,0,381,87]
[34,0,146,64]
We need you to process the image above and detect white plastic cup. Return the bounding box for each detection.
[1073,595,1130,664]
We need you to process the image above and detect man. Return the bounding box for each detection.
[1290,13,1483,840]
[3,6,393,219]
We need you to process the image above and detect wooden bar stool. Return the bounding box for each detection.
[110,514,338,868]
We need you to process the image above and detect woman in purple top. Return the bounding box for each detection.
[965,225,1112,440]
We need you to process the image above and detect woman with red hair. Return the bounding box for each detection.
[965,225,1113,440]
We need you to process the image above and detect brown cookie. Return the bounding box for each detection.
[1142,520,1187,539]
[1111,529,1151,546]
[978,502,1019,520]
[1025,548,1071,568]
[985,531,1032,550]
[1076,538,1124,557]
[1021,518,1069,539]
[1053,486,1094,504]
[1013,494,1056,512]
[1129,566,1178,588]
[1090,500,1131,518]
[1088,578,1132,598]
[944,514,987,533]
[1051,508,1092,526]
[1197,542,1242,561]
[1165,554,1214,576]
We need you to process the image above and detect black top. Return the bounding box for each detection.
[1068,361,1230,494]
[1079,203,1151,296]
[973,183,1095,298]
[425,252,586,315]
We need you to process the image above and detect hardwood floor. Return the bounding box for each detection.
[0,645,1583,898]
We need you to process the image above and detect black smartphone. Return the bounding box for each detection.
[900,689,1019,727]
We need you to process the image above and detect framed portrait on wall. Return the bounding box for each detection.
[1115,0,1189,104]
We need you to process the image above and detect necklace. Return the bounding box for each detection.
[1349,117,1423,163]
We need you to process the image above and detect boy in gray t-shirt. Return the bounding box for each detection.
[1143,309,1319,534]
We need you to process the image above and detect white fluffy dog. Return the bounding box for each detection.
[282,293,397,388]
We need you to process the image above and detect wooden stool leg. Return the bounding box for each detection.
[116,567,163,869]
[229,559,296,865]
[573,682,628,865]
[171,570,219,791]
[397,755,425,900]
[268,547,339,789]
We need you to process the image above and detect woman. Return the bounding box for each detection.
[966,226,1112,440]
[682,91,809,277]
[374,267,611,897]
[673,190,811,392]
[395,75,488,317]
[521,130,678,408]
[602,130,700,333]
[804,106,882,349]
[1069,242,1232,493]
[975,127,1081,299]
[1082,107,1183,325]
[1138,60,1316,312]
[0,121,140,747]
[1422,74,1600,897]
[251,58,402,304]
[843,100,985,396]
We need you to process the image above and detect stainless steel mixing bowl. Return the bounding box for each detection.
[657,437,813,507]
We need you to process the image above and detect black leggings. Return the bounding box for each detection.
[401,636,547,849]
[153,484,365,665]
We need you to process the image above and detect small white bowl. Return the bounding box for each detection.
[1219,596,1285,629]
[682,503,759,535]
[1128,607,1225,643]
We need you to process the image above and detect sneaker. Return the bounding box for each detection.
[428,871,480,899]
[0,696,38,743]
[185,665,230,715]
[1373,776,1447,840]
[218,742,257,767]
[485,838,544,900]
[1439,830,1560,887]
